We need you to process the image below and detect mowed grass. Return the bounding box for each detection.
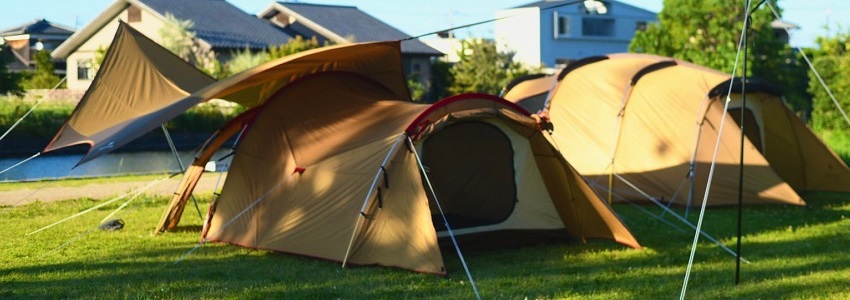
[1,191,849,299]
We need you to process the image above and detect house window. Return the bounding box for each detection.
[127,6,141,23]
[77,59,94,80]
[636,21,648,32]
[582,18,615,37]
[553,12,570,38]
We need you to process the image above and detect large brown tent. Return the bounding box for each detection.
[543,53,850,207]
[43,22,215,164]
[153,42,640,274]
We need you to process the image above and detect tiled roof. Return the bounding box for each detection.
[1,48,30,72]
[0,19,75,37]
[140,0,293,49]
[279,3,442,56]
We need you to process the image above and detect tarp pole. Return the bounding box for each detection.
[341,133,405,268]
[681,3,751,295]
[407,136,481,300]
[161,124,202,220]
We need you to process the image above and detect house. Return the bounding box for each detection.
[52,0,295,91]
[495,0,657,68]
[257,2,443,89]
[0,19,75,74]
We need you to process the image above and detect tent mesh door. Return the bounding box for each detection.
[421,121,517,231]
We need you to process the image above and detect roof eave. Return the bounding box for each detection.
[52,0,129,58]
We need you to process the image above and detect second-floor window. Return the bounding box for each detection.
[582,18,615,37]
[553,12,571,38]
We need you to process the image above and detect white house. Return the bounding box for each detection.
[495,0,657,68]
[52,0,293,91]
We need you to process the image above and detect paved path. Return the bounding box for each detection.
[0,174,227,206]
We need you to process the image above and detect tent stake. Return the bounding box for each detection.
[407,136,482,300]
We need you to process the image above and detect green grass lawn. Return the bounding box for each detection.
[1,191,849,299]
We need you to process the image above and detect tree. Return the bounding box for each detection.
[221,36,323,78]
[21,50,62,89]
[449,39,531,95]
[0,45,24,95]
[629,0,810,114]
[807,32,850,132]
[159,13,221,78]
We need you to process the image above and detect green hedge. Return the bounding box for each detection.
[0,96,242,139]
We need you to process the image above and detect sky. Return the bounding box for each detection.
[0,0,846,49]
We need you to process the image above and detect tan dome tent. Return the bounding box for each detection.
[155,42,640,275]
[546,53,850,207]
[501,73,556,113]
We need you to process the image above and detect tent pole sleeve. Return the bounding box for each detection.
[606,84,634,204]
[407,136,482,300]
[341,133,406,268]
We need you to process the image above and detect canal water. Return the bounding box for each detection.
[0,150,232,182]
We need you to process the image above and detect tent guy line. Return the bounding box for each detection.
[26,174,174,236]
[612,173,749,264]
[767,2,850,129]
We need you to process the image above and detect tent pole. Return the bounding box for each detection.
[407,136,482,300]
[685,97,710,219]
[341,133,406,268]
[161,125,203,220]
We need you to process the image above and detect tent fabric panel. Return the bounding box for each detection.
[347,150,445,274]
[197,42,410,107]
[530,134,641,248]
[690,98,803,206]
[43,22,214,164]
[232,72,424,169]
[502,74,556,113]
[547,55,666,175]
[206,136,397,260]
